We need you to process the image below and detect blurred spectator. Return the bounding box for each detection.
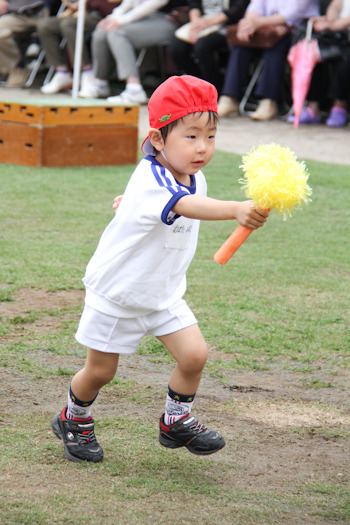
[0,0,48,87]
[79,0,186,102]
[217,0,320,120]
[24,0,61,60]
[167,0,249,94]
[37,0,115,94]
[288,0,350,126]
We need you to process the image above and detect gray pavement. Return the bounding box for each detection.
[1,85,349,165]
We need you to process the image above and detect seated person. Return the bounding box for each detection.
[288,0,350,127]
[37,0,115,94]
[167,0,249,95]
[79,0,186,102]
[217,0,320,121]
[0,0,48,87]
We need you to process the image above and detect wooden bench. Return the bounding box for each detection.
[0,98,139,167]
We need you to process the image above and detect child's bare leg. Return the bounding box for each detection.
[71,348,119,402]
[157,325,225,454]
[157,324,208,395]
[51,348,118,463]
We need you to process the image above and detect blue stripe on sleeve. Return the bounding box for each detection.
[147,157,198,225]
[161,191,190,225]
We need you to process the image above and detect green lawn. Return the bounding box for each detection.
[0,149,349,524]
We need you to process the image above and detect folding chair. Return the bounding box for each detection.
[25,3,66,88]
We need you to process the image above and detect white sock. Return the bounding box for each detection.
[125,83,143,94]
[56,70,71,77]
[66,387,97,420]
[95,78,108,87]
[164,388,196,426]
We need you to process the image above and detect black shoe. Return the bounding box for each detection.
[159,413,225,456]
[51,407,104,463]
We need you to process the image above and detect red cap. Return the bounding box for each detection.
[141,75,218,155]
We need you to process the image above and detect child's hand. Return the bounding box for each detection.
[236,201,269,229]
[113,195,123,214]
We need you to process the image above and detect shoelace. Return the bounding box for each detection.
[77,429,97,444]
[188,419,207,434]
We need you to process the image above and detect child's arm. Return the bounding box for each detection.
[173,195,268,229]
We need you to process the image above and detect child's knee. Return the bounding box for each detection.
[182,343,208,373]
[86,362,116,388]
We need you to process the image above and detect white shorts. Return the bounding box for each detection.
[75,299,197,354]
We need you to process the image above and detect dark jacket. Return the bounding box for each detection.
[188,0,249,25]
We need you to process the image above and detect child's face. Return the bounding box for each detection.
[157,112,216,182]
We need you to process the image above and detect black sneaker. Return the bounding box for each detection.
[51,407,104,463]
[159,413,225,456]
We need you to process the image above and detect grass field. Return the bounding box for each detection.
[0,149,349,525]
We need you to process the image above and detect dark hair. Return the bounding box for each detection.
[160,110,218,143]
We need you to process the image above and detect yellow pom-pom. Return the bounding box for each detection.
[239,143,312,218]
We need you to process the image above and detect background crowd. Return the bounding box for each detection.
[0,0,349,126]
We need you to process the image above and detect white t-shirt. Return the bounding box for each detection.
[83,156,207,318]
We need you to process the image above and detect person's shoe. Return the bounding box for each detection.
[78,74,110,98]
[41,72,73,94]
[51,407,104,463]
[25,42,41,58]
[250,98,278,121]
[107,87,148,105]
[217,95,239,117]
[287,106,321,125]
[5,67,28,88]
[326,106,347,127]
[159,413,225,456]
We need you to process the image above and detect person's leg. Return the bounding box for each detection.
[106,13,176,102]
[222,45,259,99]
[0,13,39,85]
[167,35,198,77]
[325,58,349,126]
[255,35,291,102]
[107,13,175,81]
[250,35,291,120]
[92,26,115,80]
[157,325,225,455]
[193,32,227,93]
[36,16,67,67]
[0,14,23,73]
[218,45,259,117]
[60,13,101,68]
[51,349,119,463]
[70,348,119,409]
[158,324,208,396]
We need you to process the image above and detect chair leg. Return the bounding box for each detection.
[25,49,46,88]
[239,58,264,115]
[136,48,147,69]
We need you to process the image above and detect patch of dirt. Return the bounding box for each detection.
[1,289,349,524]
[0,288,85,342]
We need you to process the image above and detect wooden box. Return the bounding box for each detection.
[0,99,139,167]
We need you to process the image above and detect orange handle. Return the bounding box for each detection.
[214,225,253,265]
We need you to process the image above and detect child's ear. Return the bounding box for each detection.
[149,129,164,152]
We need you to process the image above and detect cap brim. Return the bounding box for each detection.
[141,136,157,156]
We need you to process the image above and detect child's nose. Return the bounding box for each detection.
[196,139,206,153]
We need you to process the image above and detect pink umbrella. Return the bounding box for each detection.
[287,20,321,129]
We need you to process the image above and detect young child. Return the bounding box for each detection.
[51,75,268,462]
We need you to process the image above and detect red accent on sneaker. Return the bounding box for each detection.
[160,412,189,431]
